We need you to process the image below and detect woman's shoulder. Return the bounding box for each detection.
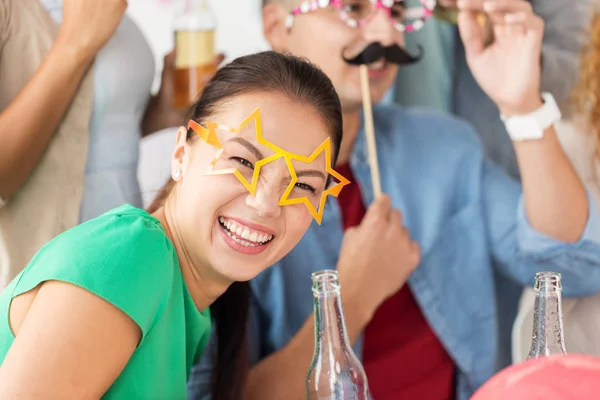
[40,204,174,268]
[16,205,178,337]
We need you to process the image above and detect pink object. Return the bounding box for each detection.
[471,354,600,400]
[287,0,436,33]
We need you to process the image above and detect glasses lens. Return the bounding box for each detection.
[396,0,429,30]
[337,0,429,31]
[339,0,375,22]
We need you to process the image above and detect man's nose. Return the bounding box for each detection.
[361,5,398,46]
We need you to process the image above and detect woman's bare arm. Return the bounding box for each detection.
[0,0,127,200]
[0,280,140,399]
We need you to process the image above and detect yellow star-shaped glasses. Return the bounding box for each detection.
[279,138,350,224]
[188,108,283,195]
[187,107,350,224]
[187,120,222,149]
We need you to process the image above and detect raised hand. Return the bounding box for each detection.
[458,0,544,116]
[59,0,128,60]
[141,51,225,136]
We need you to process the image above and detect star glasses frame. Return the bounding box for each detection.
[286,0,436,33]
[187,108,350,224]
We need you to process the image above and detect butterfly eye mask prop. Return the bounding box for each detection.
[187,108,350,224]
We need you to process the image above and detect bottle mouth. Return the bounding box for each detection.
[534,271,562,293]
[311,270,341,295]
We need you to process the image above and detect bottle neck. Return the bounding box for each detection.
[183,0,209,12]
[313,289,352,353]
[174,0,216,31]
[311,271,352,355]
[528,273,567,357]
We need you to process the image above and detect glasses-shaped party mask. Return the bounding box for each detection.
[187,108,350,224]
[286,0,436,33]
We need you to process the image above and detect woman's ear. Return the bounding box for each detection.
[171,126,188,180]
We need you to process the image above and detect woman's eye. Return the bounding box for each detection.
[231,157,254,169]
[295,182,316,194]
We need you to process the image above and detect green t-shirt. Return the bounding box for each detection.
[0,205,211,399]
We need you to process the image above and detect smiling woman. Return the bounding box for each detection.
[0,51,343,400]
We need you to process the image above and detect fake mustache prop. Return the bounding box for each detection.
[340,42,423,199]
[342,42,424,66]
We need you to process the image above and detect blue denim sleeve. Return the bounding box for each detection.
[517,190,600,253]
[482,160,600,297]
[187,292,264,400]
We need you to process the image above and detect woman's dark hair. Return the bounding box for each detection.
[148,50,342,400]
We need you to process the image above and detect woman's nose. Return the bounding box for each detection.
[245,180,282,219]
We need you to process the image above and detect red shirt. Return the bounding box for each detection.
[336,164,456,400]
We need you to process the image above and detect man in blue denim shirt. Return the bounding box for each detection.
[189,1,600,399]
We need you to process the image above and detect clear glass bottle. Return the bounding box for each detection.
[306,270,370,400]
[527,271,568,359]
[172,0,217,110]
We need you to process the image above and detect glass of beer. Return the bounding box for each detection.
[173,0,217,110]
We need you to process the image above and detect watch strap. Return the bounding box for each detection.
[500,92,562,141]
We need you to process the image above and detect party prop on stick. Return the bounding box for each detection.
[471,354,600,400]
[358,65,382,199]
[188,107,350,224]
[287,0,438,200]
[343,42,423,199]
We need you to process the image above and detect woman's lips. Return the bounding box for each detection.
[217,216,274,255]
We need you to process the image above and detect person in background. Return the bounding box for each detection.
[41,0,190,222]
[393,0,592,369]
[0,51,346,400]
[514,6,600,361]
[187,0,600,399]
[396,0,591,179]
[0,0,122,288]
[0,0,210,289]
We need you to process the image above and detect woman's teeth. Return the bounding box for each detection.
[218,217,273,247]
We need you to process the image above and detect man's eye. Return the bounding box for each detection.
[230,157,254,169]
[390,6,405,19]
[343,4,368,13]
[295,182,316,194]
[341,1,370,17]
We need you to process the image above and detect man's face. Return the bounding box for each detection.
[265,1,404,111]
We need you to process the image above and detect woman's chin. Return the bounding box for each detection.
[214,264,262,284]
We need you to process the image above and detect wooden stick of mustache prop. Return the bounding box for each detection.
[359,65,382,199]
[345,43,421,199]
